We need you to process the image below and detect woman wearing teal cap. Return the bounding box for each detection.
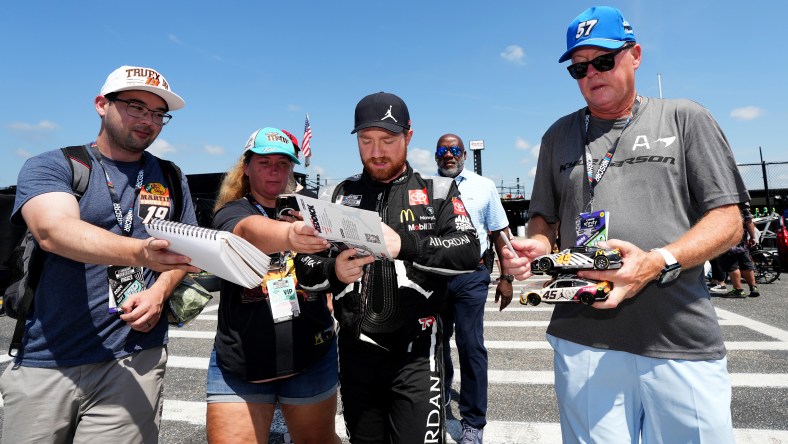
[205,127,340,444]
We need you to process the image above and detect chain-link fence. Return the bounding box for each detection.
[737,161,788,216]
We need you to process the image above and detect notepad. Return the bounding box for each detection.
[145,219,270,289]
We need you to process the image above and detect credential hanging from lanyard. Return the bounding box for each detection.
[90,145,147,314]
[575,96,641,247]
[246,194,301,322]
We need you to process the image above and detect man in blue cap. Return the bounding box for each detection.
[502,6,747,443]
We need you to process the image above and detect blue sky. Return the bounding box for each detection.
[2,1,786,196]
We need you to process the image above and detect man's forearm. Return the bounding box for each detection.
[526,215,556,255]
[662,204,742,269]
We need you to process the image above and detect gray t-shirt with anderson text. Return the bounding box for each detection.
[529,97,749,360]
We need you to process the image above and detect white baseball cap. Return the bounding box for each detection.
[100,65,185,111]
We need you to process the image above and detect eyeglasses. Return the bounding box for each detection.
[436,145,463,157]
[110,97,172,126]
[566,44,633,80]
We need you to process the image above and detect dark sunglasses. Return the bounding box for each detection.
[567,43,633,80]
[436,145,463,157]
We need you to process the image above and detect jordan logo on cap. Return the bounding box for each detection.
[381,105,398,123]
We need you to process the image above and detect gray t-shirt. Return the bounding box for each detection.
[529,97,749,360]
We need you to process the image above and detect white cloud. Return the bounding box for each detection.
[408,148,436,173]
[730,106,763,121]
[287,104,301,112]
[204,144,224,155]
[147,138,176,158]
[501,45,525,65]
[15,148,33,158]
[527,166,537,178]
[169,34,182,44]
[8,120,59,132]
[531,144,541,158]
[516,139,540,161]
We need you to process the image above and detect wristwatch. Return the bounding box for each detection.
[651,248,681,285]
[500,274,515,283]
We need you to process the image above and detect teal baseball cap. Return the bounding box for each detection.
[559,6,636,63]
[243,127,300,164]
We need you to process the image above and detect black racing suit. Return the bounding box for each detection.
[295,164,480,444]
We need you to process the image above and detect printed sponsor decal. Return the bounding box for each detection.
[400,209,416,223]
[139,182,172,223]
[125,67,170,91]
[306,204,322,233]
[407,223,435,231]
[409,188,429,206]
[300,256,318,268]
[265,131,289,144]
[144,182,167,195]
[341,194,363,207]
[418,316,436,330]
[425,375,442,443]
[428,235,471,249]
[560,155,676,173]
[455,214,473,232]
[452,197,467,215]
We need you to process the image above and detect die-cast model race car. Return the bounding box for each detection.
[530,245,622,274]
[519,276,612,306]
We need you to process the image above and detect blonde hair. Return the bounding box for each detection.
[214,155,250,212]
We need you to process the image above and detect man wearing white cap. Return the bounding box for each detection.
[1,65,198,442]
[502,6,747,443]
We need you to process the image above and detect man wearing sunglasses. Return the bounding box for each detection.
[502,6,747,443]
[434,134,512,443]
[2,65,199,442]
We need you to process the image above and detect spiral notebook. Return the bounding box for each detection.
[145,220,270,289]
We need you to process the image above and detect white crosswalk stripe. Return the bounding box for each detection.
[158,400,788,444]
[4,278,788,443]
[158,297,788,442]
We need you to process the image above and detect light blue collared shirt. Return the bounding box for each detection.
[439,168,509,256]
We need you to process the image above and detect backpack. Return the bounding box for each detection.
[3,145,184,355]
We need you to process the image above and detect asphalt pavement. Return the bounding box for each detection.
[0,273,786,443]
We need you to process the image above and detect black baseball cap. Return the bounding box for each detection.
[351,91,411,134]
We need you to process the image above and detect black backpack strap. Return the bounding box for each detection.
[156,158,184,221]
[60,145,93,198]
[8,232,40,357]
[9,146,92,356]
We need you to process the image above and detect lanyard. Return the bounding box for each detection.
[581,96,640,210]
[246,194,292,272]
[246,194,272,219]
[90,145,145,237]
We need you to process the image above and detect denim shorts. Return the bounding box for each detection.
[206,337,338,405]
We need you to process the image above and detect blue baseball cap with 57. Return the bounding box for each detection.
[558,6,636,63]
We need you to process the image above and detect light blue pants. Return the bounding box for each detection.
[547,334,734,444]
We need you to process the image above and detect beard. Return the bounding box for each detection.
[362,150,408,183]
[103,116,156,155]
[438,155,464,178]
